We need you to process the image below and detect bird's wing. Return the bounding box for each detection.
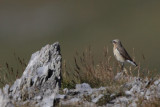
[117,46,133,61]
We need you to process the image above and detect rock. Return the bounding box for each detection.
[56,83,109,106]
[3,84,10,95]
[76,83,92,93]
[0,42,62,107]
[63,88,68,94]
[92,94,104,103]
[56,77,160,107]
[0,89,14,107]
[55,94,66,99]
[1,41,160,107]
[154,79,160,85]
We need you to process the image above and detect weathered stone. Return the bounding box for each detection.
[1,41,160,107]
[0,89,14,107]
[57,76,160,107]
[0,42,62,107]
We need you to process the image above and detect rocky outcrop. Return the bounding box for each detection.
[56,83,104,107]
[0,42,62,107]
[1,42,160,107]
[56,73,160,107]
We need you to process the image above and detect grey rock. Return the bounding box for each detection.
[55,94,66,99]
[57,77,160,107]
[63,88,68,94]
[1,41,160,107]
[0,42,62,107]
[154,79,160,85]
[0,89,14,107]
[56,83,108,106]
[76,83,92,93]
[92,94,104,103]
[3,84,10,95]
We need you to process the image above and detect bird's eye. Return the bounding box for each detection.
[113,41,116,43]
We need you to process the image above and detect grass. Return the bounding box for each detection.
[61,46,117,88]
[61,46,156,89]
[0,53,27,88]
[137,96,160,107]
[0,45,156,89]
[0,45,159,107]
[60,46,160,106]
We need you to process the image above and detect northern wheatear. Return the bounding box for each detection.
[112,39,137,69]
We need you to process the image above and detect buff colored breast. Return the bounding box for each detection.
[113,48,125,63]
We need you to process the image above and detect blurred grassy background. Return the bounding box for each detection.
[0,0,160,70]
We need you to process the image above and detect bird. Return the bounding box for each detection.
[112,39,137,70]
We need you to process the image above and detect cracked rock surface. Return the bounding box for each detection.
[0,42,62,107]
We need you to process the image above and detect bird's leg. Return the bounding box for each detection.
[121,63,129,76]
[121,62,124,71]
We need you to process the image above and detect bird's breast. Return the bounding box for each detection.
[113,48,125,63]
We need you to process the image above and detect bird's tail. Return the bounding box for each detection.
[126,60,138,66]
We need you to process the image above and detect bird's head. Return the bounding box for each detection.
[112,39,122,46]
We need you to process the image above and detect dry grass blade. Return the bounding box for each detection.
[61,46,158,89]
[0,55,27,88]
[62,46,119,88]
